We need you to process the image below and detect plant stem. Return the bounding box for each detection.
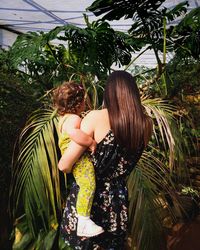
[124,46,150,70]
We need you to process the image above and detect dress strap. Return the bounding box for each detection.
[59,114,70,133]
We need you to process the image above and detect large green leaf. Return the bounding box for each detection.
[125,97,185,249]
[88,0,195,74]
[171,7,200,60]
[87,0,165,20]
[8,17,137,85]
[10,108,62,238]
[128,152,176,250]
[142,98,176,169]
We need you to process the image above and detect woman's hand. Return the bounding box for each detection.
[89,139,97,155]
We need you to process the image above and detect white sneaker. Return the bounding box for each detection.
[77,216,104,237]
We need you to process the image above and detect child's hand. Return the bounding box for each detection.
[89,140,97,155]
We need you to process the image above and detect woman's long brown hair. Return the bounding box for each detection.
[103,70,152,153]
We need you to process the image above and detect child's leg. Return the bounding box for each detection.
[73,156,104,237]
[75,162,95,216]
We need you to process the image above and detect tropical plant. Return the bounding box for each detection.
[88,0,189,72]
[8,15,138,89]
[170,7,200,61]
[0,48,43,250]
[127,95,196,250]
[10,108,67,249]
[88,0,200,96]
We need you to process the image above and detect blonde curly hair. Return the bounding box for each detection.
[52,81,85,115]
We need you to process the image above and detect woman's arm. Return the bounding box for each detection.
[58,111,95,173]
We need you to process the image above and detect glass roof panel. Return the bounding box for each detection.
[0,0,199,67]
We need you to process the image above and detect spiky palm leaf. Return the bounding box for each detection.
[142,97,184,171]
[126,97,186,250]
[10,108,62,243]
[128,151,178,250]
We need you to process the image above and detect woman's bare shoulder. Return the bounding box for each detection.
[81,109,108,126]
[83,109,107,123]
[86,109,107,117]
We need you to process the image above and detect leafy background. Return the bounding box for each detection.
[0,0,200,249]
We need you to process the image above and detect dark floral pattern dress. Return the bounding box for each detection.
[60,130,143,250]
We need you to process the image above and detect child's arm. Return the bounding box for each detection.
[58,111,96,173]
[62,114,96,150]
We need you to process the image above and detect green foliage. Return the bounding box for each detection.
[10,109,61,238]
[9,33,68,91]
[0,49,39,179]
[87,0,166,21]
[88,0,190,72]
[128,152,173,250]
[170,7,200,60]
[0,48,42,249]
[166,60,200,97]
[8,16,136,87]
[181,186,199,197]
[60,15,132,77]
[8,32,47,68]
[12,214,70,250]
[129,59,200,100]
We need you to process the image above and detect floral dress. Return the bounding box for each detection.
[60,130,143,250]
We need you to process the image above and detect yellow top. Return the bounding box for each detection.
[58,132,71,155]
[58,114,71,155]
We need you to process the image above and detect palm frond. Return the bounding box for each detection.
[10,108,61,237]
[142,97,180,171]
[128,151,178,250]
[127,97,189,250]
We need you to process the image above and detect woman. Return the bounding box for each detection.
[59,71,153,249]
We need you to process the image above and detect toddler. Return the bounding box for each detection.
[53,81,104,237]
